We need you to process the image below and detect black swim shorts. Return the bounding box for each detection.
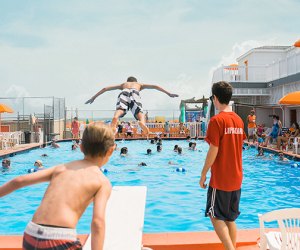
[205,186,241,221]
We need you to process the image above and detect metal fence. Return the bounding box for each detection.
[0,97,65,143]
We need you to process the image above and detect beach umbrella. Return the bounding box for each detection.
[278,91,300,105]
[0,103,14,132]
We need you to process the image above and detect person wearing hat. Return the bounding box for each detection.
[247,110,256,143]
[34,160,44,171]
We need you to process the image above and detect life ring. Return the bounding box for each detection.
[101,168,108,173]
[27,168,37,173]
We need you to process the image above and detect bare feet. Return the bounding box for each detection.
[138,121,149,136]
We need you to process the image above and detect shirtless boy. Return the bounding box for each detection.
[0,124,115,250]
[85,76,179,134]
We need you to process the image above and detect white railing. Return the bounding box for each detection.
[212,51,300,83]
[140,122,206,137]
[232,88,270,96]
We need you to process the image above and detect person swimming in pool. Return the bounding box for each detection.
[85,76,179,135]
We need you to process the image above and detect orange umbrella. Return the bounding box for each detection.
[225,63,238,70]
[0,103,14,132]
[279,91,300,105]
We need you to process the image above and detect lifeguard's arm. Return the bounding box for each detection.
[0,167,55,197]
[91,179,112,250]
[85,84,123,104]
[199,144,218,189]
[141,84,179,97]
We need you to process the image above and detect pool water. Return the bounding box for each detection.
[0,140,300,234]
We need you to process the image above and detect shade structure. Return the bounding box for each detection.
[278,91,300,105]
[225,63,238,70]
[0,103,14,132]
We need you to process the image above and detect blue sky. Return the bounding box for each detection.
[0,0,299,116]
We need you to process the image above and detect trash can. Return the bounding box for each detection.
[24,131,32,143]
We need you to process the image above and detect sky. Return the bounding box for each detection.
[0,0,299,117]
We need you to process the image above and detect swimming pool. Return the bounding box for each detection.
[0,140,300,234]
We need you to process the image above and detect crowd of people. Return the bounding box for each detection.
[247,110,300,151]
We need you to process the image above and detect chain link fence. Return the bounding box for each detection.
[0,97,65,143]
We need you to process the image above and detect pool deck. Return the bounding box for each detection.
[0,229,260,249]
[0,143,41,158]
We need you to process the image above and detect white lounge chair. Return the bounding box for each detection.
[83,186,151,250]
[258,208,300,250]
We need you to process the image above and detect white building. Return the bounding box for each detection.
[211,40,300,128]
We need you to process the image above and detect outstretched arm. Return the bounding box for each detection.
[0,167,55,197]
[91,179,112,250]
[85,84,123,104]
[141,84,179,97]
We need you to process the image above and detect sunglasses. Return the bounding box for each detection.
[209,95,214,102]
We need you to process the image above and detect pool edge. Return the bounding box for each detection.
[0,229,260,250]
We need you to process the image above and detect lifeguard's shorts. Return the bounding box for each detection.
[205,186,241,222]
[23,221,82,250]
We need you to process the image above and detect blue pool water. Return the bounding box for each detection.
[0,140,300,235]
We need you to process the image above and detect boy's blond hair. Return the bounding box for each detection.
[81,124,115,157]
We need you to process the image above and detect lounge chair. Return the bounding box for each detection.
[83,186,151,250]
[258,208,300,250]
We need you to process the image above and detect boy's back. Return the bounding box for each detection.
[121,81,142,91]
[33,160,111,228]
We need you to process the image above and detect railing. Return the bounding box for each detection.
[212,51,300,83]
[232,88,270,96]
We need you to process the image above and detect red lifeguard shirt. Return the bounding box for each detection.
[205,111,246,191]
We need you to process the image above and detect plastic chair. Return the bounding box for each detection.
[258,208,300,250]
[292,137,300,154]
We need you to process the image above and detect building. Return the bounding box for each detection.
[211,39,300,128]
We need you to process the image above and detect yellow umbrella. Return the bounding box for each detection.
[0,103,14,132]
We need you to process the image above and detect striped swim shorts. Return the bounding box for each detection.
[22,221,82,250]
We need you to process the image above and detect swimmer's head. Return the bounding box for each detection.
[278,151,284,159]
[178,147,182,154]
[2,159,11,168]
[34,160,43,168]
[147,149,152,155]
[150,139,155,144]
[127,76,137,82]
[120,147,128,155]
[138,162,147,166]
[157,145,162,152]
